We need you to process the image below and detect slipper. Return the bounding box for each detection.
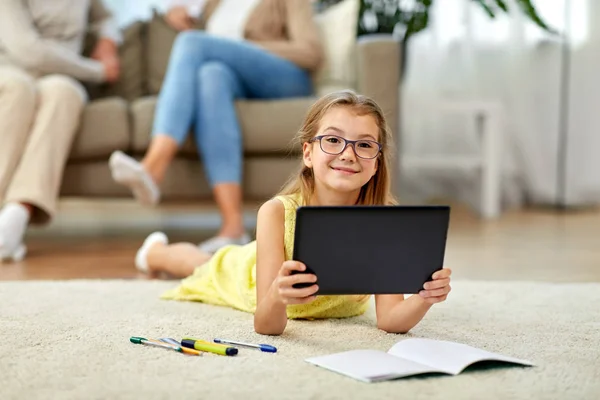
[0,239,27,263]
[109,151,160,206]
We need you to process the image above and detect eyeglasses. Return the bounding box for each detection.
[309,135,382,159]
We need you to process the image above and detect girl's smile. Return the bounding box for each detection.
[330,165,359,175]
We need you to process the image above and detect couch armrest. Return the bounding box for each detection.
[355,35,402,195]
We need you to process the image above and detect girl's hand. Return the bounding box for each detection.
[272,261,319,305]
[419,267,452,304]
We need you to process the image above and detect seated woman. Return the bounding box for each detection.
[109,0,324,254]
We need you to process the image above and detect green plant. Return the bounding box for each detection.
[316,0,556,42]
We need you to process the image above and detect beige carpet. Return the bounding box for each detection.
[1,280,599,400]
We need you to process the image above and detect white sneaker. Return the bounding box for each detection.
[109,150,160,206]
[198,233,251,254]
[135,231,168,273]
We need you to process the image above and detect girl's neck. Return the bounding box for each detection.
[308,186,361,206]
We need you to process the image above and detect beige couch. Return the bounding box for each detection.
[61,12,401,202]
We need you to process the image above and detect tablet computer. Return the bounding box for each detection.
[292,205,450,295]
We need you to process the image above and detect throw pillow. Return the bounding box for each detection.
[313,0,360,92]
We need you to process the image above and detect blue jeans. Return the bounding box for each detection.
[152,31,314,186]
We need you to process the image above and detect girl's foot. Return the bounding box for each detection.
[109,151,161,206]
[0,203,30,263]
[135,231,168,273]
[140,240,212,278]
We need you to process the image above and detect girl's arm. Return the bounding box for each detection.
[375,268,453,333]
[254,199,319,335]
[374,294,432,334]
[254,199,291,335]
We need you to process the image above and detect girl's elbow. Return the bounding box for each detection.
[253,319,284,336]
[377,320,411,334]
[254,326,284,336]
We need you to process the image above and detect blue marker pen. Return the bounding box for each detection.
[214,338,277,353]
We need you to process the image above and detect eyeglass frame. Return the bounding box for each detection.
[309,134,383,159]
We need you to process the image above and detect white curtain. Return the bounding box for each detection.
[400,0,600,211]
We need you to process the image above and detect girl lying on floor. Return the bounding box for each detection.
[134,90,452,335]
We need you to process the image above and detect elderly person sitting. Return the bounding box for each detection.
[0,0,121,261]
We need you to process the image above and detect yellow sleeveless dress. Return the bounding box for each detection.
[161,193,371,319]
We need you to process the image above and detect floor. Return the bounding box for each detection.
[1,198,599,283]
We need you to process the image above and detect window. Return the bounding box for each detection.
[433,0,588,47]
[103,0,168,27]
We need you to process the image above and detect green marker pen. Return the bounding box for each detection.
[130,336,202,356]
[181,337,238,356]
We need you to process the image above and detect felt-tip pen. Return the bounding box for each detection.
[181,337,238,356]
[130,336,202,356]
[214,338,277,353]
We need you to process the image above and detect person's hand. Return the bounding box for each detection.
[101,56,120,83]
[91,38,120,83]
[165,6,195,31]
[272,261,319,305]
[419,267,452,304]
[91,38,117,61]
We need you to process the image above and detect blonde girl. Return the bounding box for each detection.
[135,90,452,335]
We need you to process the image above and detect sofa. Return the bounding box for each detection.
[61,5,401,202]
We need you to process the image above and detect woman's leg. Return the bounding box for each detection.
[173,32,312,252]
[2,75,86,261]
[147,30,312,183]
[0,67,36,261]
[109,30,205,204]
[195,62,246,242]
[115,30,313,237]
[6,75,87,225]
[142,30,213,181]
[0,72,85,261]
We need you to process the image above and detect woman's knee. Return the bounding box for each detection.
[198,62,234,82]
[172,30,209,55]
[198,62,238,95]
[36,75,87,108]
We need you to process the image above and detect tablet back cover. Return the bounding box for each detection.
[292,206,450,295]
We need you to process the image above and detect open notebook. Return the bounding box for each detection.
[305,338,534,383]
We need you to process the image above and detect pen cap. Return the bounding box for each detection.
[259,344,277,353]
[181,339,196,349]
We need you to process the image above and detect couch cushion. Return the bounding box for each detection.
[236,98,317,153]
[130,96,316,155]
[69,98,130,161]
[61,157,299,200]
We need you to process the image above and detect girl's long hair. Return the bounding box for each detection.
[277,90,397,206]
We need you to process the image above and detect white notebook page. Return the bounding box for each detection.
[306,349,438,382]
[388,338,533,375]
